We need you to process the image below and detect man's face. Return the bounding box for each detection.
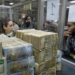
[44,23,49,29]
[26,17,31,23]
[67,22,75,33]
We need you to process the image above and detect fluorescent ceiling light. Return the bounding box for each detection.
[44,5,46,7]
[66,6,69,8]
[70,1,75,3]
[9,2,14,5]
[57,3,61,6]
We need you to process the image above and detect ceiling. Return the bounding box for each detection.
[0,0,36,6]
[0,0,20,5]
[0,0,75,6]
[68,0,74,1]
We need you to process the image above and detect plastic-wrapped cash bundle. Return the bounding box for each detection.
[33,44,57,64]
[38,70,50,75]
[16,29,35,39]
[31,32,58,50]
[33,47,52,63]
[15,30,58,75]
[37,67,56,75]
[2,38,33,62]
[0,57,7,75]
[16,30,58,49]
[7,56,35,74]
[22,31,58,50]
[0,42,2,59]
[0,37,35,75]
[10,68,34,75]
[56,50,62,71]
[49,67,56,75]
[35,57,56,74]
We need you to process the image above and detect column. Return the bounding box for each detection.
[37,0,44,30]
[58,0,68,50]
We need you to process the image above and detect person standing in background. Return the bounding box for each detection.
[20,14,27,29]
[63,22,75,60]
[13,20,19,33]
[43,21,50,32]
[43,21,57,32]
[21,15,37,29]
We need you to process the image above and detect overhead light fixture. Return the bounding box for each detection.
[44,5,46,7]
[57,3,61,6]
[66,6,69,8]
[44,0,47,1]
[9,2,14,5]
[70,1,75,3]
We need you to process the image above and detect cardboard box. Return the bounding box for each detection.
[7,56,35,74]
[0,57,7,75]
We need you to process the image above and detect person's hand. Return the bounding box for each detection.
[64,31,71,37]
[73,56,75,59]
[70,53,75,59]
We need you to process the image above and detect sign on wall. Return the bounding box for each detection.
[46,0,60,21]
[68,5,75,22]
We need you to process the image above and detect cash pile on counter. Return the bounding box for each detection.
[16,29,58,75]
[16,29,35,39]
[56,50,62,71]
[0,37,35,75]
[0,42,7,75]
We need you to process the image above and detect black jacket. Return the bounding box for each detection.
[20,22,37,29]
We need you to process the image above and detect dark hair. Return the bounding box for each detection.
[43,21,51,27]
[72,22,75,25]
[0,18,11,34]
[24,15,32,22]
[13,20,18,25]
[45,21,51,24]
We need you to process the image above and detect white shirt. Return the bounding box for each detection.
[0,34,9,38]
[13,24,19,32]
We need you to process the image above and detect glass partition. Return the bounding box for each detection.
[44,0,60,33]
[12,0,38,27]
[0,7,9,18]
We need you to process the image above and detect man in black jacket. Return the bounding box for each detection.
[63,22,75,59]
[21,15,37,29]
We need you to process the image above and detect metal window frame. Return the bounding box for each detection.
[0,4,12,20]
[58,0,68,50]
